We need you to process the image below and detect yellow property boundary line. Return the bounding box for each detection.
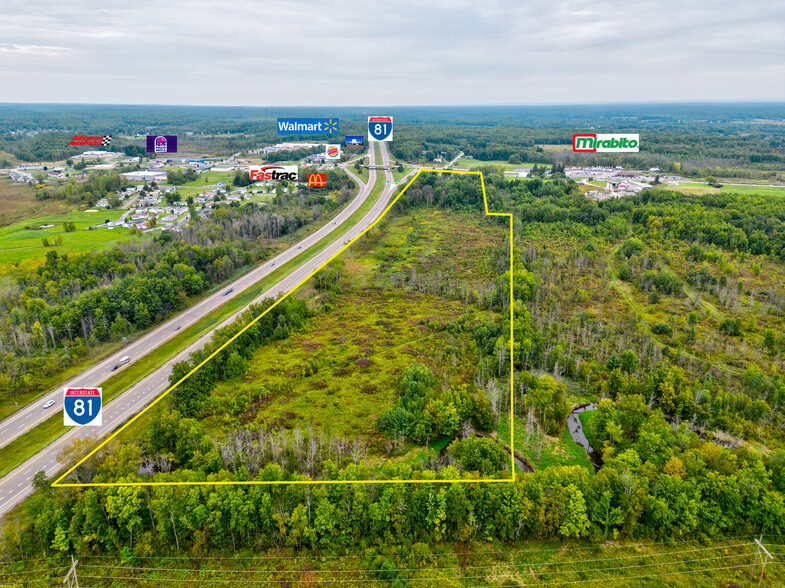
[53,169,516,488]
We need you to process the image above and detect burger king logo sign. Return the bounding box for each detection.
[325,144,341,160]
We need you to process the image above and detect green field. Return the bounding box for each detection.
[497,414,594,473]
[579,409,598,452]
[0,209,140,272]
[391,165,413,183]
[172,185,217,199]
[672,182,785,197]
[722,183,785,196]
[180,170,236,187]
[453,158,542,171]
[350,163,369,183]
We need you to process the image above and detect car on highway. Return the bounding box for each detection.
[43,400,55,409]
[224,288,234,295]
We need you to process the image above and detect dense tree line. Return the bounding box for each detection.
[167,168,198,184]
[614,189,785,259]
[0,240,250,399]
[167,297,309,417]
[0,196,342,401]
[8,430,784,559]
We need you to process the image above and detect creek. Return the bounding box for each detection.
[568,402,602,471]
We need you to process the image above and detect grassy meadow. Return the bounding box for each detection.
[0,205,140,275]
[453,158,542,171]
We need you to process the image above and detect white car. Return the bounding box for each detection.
[43,400,55,409]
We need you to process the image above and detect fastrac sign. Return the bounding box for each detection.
[573,134,639,153]
[249,165,298,181]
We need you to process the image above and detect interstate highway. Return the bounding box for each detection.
[0,145,380,451]
[0,142,410,517]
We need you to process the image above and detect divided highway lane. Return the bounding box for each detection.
[0,143,411,517]
[0,151,380,450]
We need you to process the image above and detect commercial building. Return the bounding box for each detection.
[123,171,168,182]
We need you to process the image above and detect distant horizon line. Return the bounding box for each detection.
[0,99,784,109]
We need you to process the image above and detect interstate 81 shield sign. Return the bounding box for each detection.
[63,387,102,426]
[368,116,393,142]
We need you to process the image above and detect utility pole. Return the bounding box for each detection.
[749,536,773,588]
[63,554,79,588]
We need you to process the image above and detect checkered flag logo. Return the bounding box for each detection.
[100,135,112,146]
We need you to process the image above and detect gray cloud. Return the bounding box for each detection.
[0,0,782,104]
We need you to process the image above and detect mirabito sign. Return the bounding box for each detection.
[573,134,639,153]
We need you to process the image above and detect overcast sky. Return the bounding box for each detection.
[1,0,783,106]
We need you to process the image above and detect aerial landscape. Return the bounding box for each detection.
[1,1,785,586]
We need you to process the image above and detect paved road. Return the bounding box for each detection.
[443,151,464,169]
[0,142,410,517]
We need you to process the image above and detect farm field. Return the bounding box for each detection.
[0,178,79,228]
[0,208,138,273]
[453,157,542,170]
[721,183,785,196]
[179,170,235,186]
[668,181,785,197]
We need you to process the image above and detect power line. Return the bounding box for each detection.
[72,534,758,561]
[75,543,754,576]
[0,566,71,577]
[76,551,756,584]
[482,562,760,587]
[0,555,70,565]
